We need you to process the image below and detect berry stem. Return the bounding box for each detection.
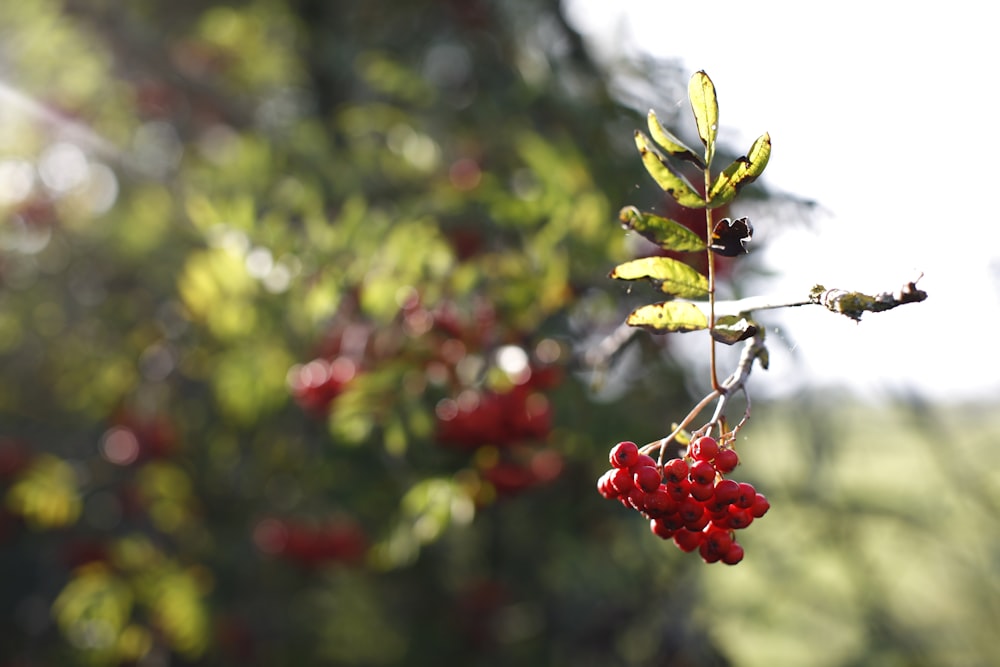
[640,389,720,467]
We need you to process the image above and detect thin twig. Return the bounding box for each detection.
[582,322,639,368]
[640,389,720,467]
[708,333,766,432]
[699,277,927,320]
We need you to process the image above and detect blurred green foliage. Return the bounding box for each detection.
[0,1,996,666]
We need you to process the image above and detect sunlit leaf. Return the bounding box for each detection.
[647,109,703,167]
[400,477,475,545]
[634,131,705,208]
[688,71,719,165]
[52,563,133,657]
[618,206,705,252]
[626,301,708,333]
[610,257,708,298]
[136,462,197,534]
[707,133,771,207]
[711,315,759,345]
[5,454,81,529]
[150,569,210,658]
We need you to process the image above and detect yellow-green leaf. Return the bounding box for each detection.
[618,206,705,252]
[52,563,133,656]
[626,301,708,333]
[5,454,82,529]
[647,109,703,167]
[634,131,705,208]
[711,315,759,345]
[707,133,771,208]
[610,257,708,298]
[688,71,719,166]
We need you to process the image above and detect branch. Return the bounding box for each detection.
[807,279,927,321]
[710,276,927,321]
[638,330,767,464]
[582,322,639,369]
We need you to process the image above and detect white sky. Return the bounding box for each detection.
[566,0,1000,402]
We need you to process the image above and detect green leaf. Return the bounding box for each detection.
[707,133,771,208]
[610,257,708,298]
[647,109,703,167]
[626,301,708,333]
[634,131,706,208]
[618,206,705,252]
[710,315,759,345]
[688,71,719,166]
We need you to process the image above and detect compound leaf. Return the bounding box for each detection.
[626,301,708,333]
[647,109,703,167]
[688,71,719,166]
[610,256,709,298]
[618,206,705,252]
[634,131,706,208]
[707,133,771,208]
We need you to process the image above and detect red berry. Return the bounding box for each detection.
[624,487,647,511]
[665,479,690,501]
[610,441,640,469]
[678,497,704,525]
[726,506,753,529]
[596,470,619,499]
[713,448,739,473]
[663,458,689,484]
[632,454,657,470]
[650,518,676,540]
[673,528,703,552]
[643,487,678,516]
[700,527,734,562]
[657,514,685,532]
[690,436,719,462]
[712,479,740,505]
[610,468,634,494]
[736,482,756,509]
[750,493,770,518]
[708,505,731,523]
[685,510,710,532]
[689,459,716,486]
[722,542,745,565]
[690,481,715,501]
[633,465,662,493]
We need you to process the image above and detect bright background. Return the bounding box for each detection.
[567,0,1000,401]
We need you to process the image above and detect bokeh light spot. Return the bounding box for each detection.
[100,427,140,466]
[38,142,88,193]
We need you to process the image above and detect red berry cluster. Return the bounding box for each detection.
[253,516,368,568]
[288,356,360,415]
[596,437,769,564]
[435,383,552,449]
